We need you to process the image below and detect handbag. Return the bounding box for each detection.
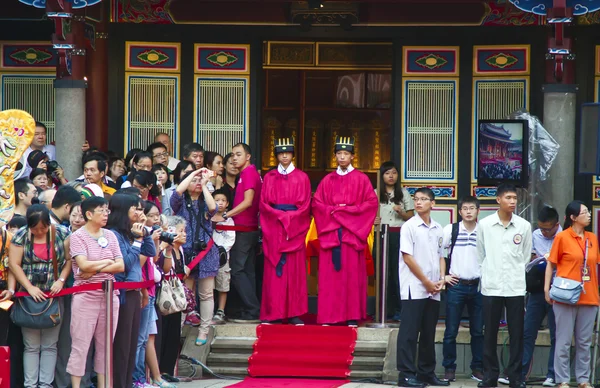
[156,270,188,315]
[549,238,588,304]
[11,226,62,329]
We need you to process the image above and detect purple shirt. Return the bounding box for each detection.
[232,164,262,228]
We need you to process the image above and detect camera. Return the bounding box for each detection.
[31,272,48,283]
[192,240,207,252]
[47,160,60,174]
[149,224,177,245]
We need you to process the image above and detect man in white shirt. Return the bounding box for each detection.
[397,187,448,388]
[154,132,180,171]
[476,183,532,388]
[21,122,56,178]
[442,196,484,383]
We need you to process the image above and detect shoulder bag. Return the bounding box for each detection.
[549,238,587,304]
[11,226,62,329]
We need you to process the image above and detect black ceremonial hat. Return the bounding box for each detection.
[334,136,355,153]
[274,137,295,154]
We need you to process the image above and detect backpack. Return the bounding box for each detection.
[444,223,459,275]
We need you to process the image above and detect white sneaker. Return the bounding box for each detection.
[498,377,510,385]
[543,378,557,387]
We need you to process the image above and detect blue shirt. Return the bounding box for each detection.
[532,226,562,258]
[112,231,156,304]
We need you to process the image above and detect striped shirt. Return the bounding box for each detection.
[442,222,480,280]
[70,228,123,292]
[12,225,70,292]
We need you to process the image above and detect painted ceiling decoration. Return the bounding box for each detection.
[19,0,101,9]
[509,0,600,15]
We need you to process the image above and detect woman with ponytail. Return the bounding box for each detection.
[545,200,599,388]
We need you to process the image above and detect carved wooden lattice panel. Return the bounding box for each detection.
[472,78,528,181]
[1,74,55,142]
[125,74,179,157]
[403,80,457,181]
[195,76,248,157]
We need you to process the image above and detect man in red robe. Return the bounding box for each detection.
[312,136,378,326]
[259,138,311,324]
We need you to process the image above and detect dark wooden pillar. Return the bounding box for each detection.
[85,0,109,151]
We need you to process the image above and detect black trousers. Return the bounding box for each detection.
[159,311,181,376]
[385,231,401,316]
[229,230,260,319]
[113,291,142,388]
[482,296,525,384]
[396,298,440,377]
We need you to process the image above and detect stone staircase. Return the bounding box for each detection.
[205,324,389,380]
[199,323,554,382]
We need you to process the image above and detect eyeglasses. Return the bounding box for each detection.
[461,206,477,212]
[94,208,111,215]
[539,224,558,233]
[413,197,432,203]
[153,152,168,159]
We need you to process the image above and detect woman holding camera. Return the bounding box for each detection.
[170,168,219,345]
[106,193,157,388]
[133,201,176,388]
[8,204,71,388]
[157,216,188,382]
[27,150,68,187]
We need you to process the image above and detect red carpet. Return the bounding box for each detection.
[232,377,348,387]
[247,324,357,378]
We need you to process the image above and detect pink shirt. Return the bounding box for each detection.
[141,258,157,297]
[232,164,262,228]
[70,228,123,291]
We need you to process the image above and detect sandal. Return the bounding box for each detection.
[152,379,177,388]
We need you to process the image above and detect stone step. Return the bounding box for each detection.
[207,352,250,367]
[354,341,387,356]
[210,338,255,353]
[350,356,385,370]
[349,369,383,379]
[205,365,248,379]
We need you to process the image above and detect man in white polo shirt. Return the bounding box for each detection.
[442,195,484,383]
[477,183,532,388]
[397,187,449,388]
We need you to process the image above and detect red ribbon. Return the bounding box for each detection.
[13,279,156,299]
[185,238,215,271]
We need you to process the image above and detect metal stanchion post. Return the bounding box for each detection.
[104,279,114,388]
[367,224,399,328]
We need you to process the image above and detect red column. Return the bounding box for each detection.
[85,0,109,151]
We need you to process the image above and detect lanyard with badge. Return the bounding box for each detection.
[581,239,590,282]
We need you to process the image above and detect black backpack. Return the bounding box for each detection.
[444,223,459,275]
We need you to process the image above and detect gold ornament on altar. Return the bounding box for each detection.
[328,119,344,169]
[284,118,298,163]
[349,120,363,169]
[0,110,36,226]
[369,119,384,170]
[305,119,323,168]
[262,116,282,168]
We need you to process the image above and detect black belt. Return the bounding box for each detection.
[453,278,480,286]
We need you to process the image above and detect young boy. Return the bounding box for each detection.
[211,189,236,324]
[397,187,448,387]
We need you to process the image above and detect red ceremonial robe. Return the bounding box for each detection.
[312,168,378,324]
[259,167,312,321]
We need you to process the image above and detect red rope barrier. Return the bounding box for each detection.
[13,279,156,299]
